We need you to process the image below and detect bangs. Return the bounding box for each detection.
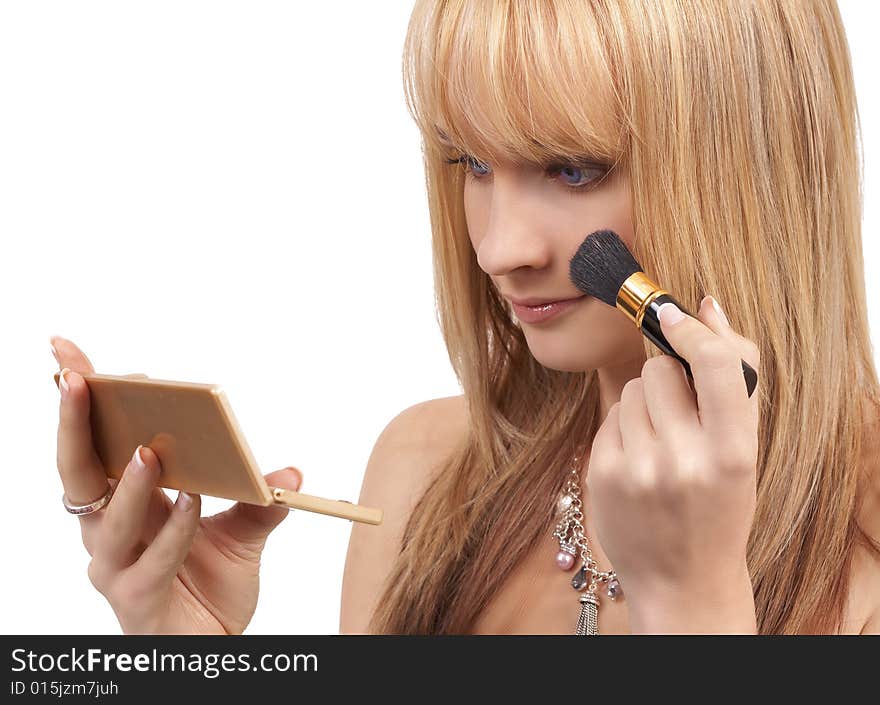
[403,0,628,166]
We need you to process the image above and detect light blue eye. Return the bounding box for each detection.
[444,153,608,191]
[558,165,602,188]
[466,156,491,176]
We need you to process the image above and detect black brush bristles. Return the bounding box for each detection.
[568,229,643,307]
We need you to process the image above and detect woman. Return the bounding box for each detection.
[53,0,880,634]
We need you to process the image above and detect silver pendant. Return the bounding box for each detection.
[571,564,589,590]
[576,592,599,635]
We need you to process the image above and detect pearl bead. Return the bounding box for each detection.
[554,550,575,570]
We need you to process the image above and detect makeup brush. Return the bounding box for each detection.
[568,229,758,398]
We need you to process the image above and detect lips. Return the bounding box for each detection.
[507,295,586,324]
[507,295,584,307]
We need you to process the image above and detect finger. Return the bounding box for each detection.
[698,294,760,381]
[697,295,761,429]
[588,403,622,491]
[593,401,623,455]
[49,335,95,375]
[210,466,304,547]
[657,302,750,434]
[133,490,201,588]
[696,295,756,363]
[78,474,164,558]
[618,377,655,450]
[696,295,732,338]
[98,445,161,568]
[640,355,700,439]
[56,368,110,506]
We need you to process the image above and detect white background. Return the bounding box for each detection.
[1,1,877,634]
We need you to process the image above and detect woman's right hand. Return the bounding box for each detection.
[51,335,303,634]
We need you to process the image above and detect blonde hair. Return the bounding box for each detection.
[369,0,880,634]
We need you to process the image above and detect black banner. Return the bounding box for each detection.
[3,634,875,699]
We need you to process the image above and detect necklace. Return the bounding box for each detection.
[552,445,623,635]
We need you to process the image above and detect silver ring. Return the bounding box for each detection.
[62,485,113,515]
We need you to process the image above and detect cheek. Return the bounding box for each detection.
[463,181,485,252]
[560,171,635,252]
[569,300,645,362]
[579,303,645,356]
[519,297,647,373]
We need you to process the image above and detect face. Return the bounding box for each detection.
[461,153,646,373]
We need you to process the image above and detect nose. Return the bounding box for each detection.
[474,178,553,277]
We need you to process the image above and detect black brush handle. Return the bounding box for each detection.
[640,293,758,398]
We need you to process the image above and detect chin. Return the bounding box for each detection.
[523,334,607,373]
[520,319,644,373]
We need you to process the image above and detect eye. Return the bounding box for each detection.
[548,164,608,190]
[444,154,491,178]
[444,154,608,192]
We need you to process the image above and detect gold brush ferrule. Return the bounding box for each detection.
[616,271,668,328]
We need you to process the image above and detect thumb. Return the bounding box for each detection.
[210,466,304,549]
[134,490,203,590]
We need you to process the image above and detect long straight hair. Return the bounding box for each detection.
[369,0,880,634]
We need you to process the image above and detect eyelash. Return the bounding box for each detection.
[443,154,609,192]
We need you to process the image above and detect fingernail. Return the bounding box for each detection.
[49,337,59,363]
[132,444,146,472]
[58,367,71,399]
[175,491,192,511]
[710,296,729,326]
[658,302,685,325]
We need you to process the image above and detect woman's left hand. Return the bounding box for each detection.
[587,294,760,632]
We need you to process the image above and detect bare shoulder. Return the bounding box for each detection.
[849,403,880,634]
[339,394,468,634]
[851,478,880,634]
